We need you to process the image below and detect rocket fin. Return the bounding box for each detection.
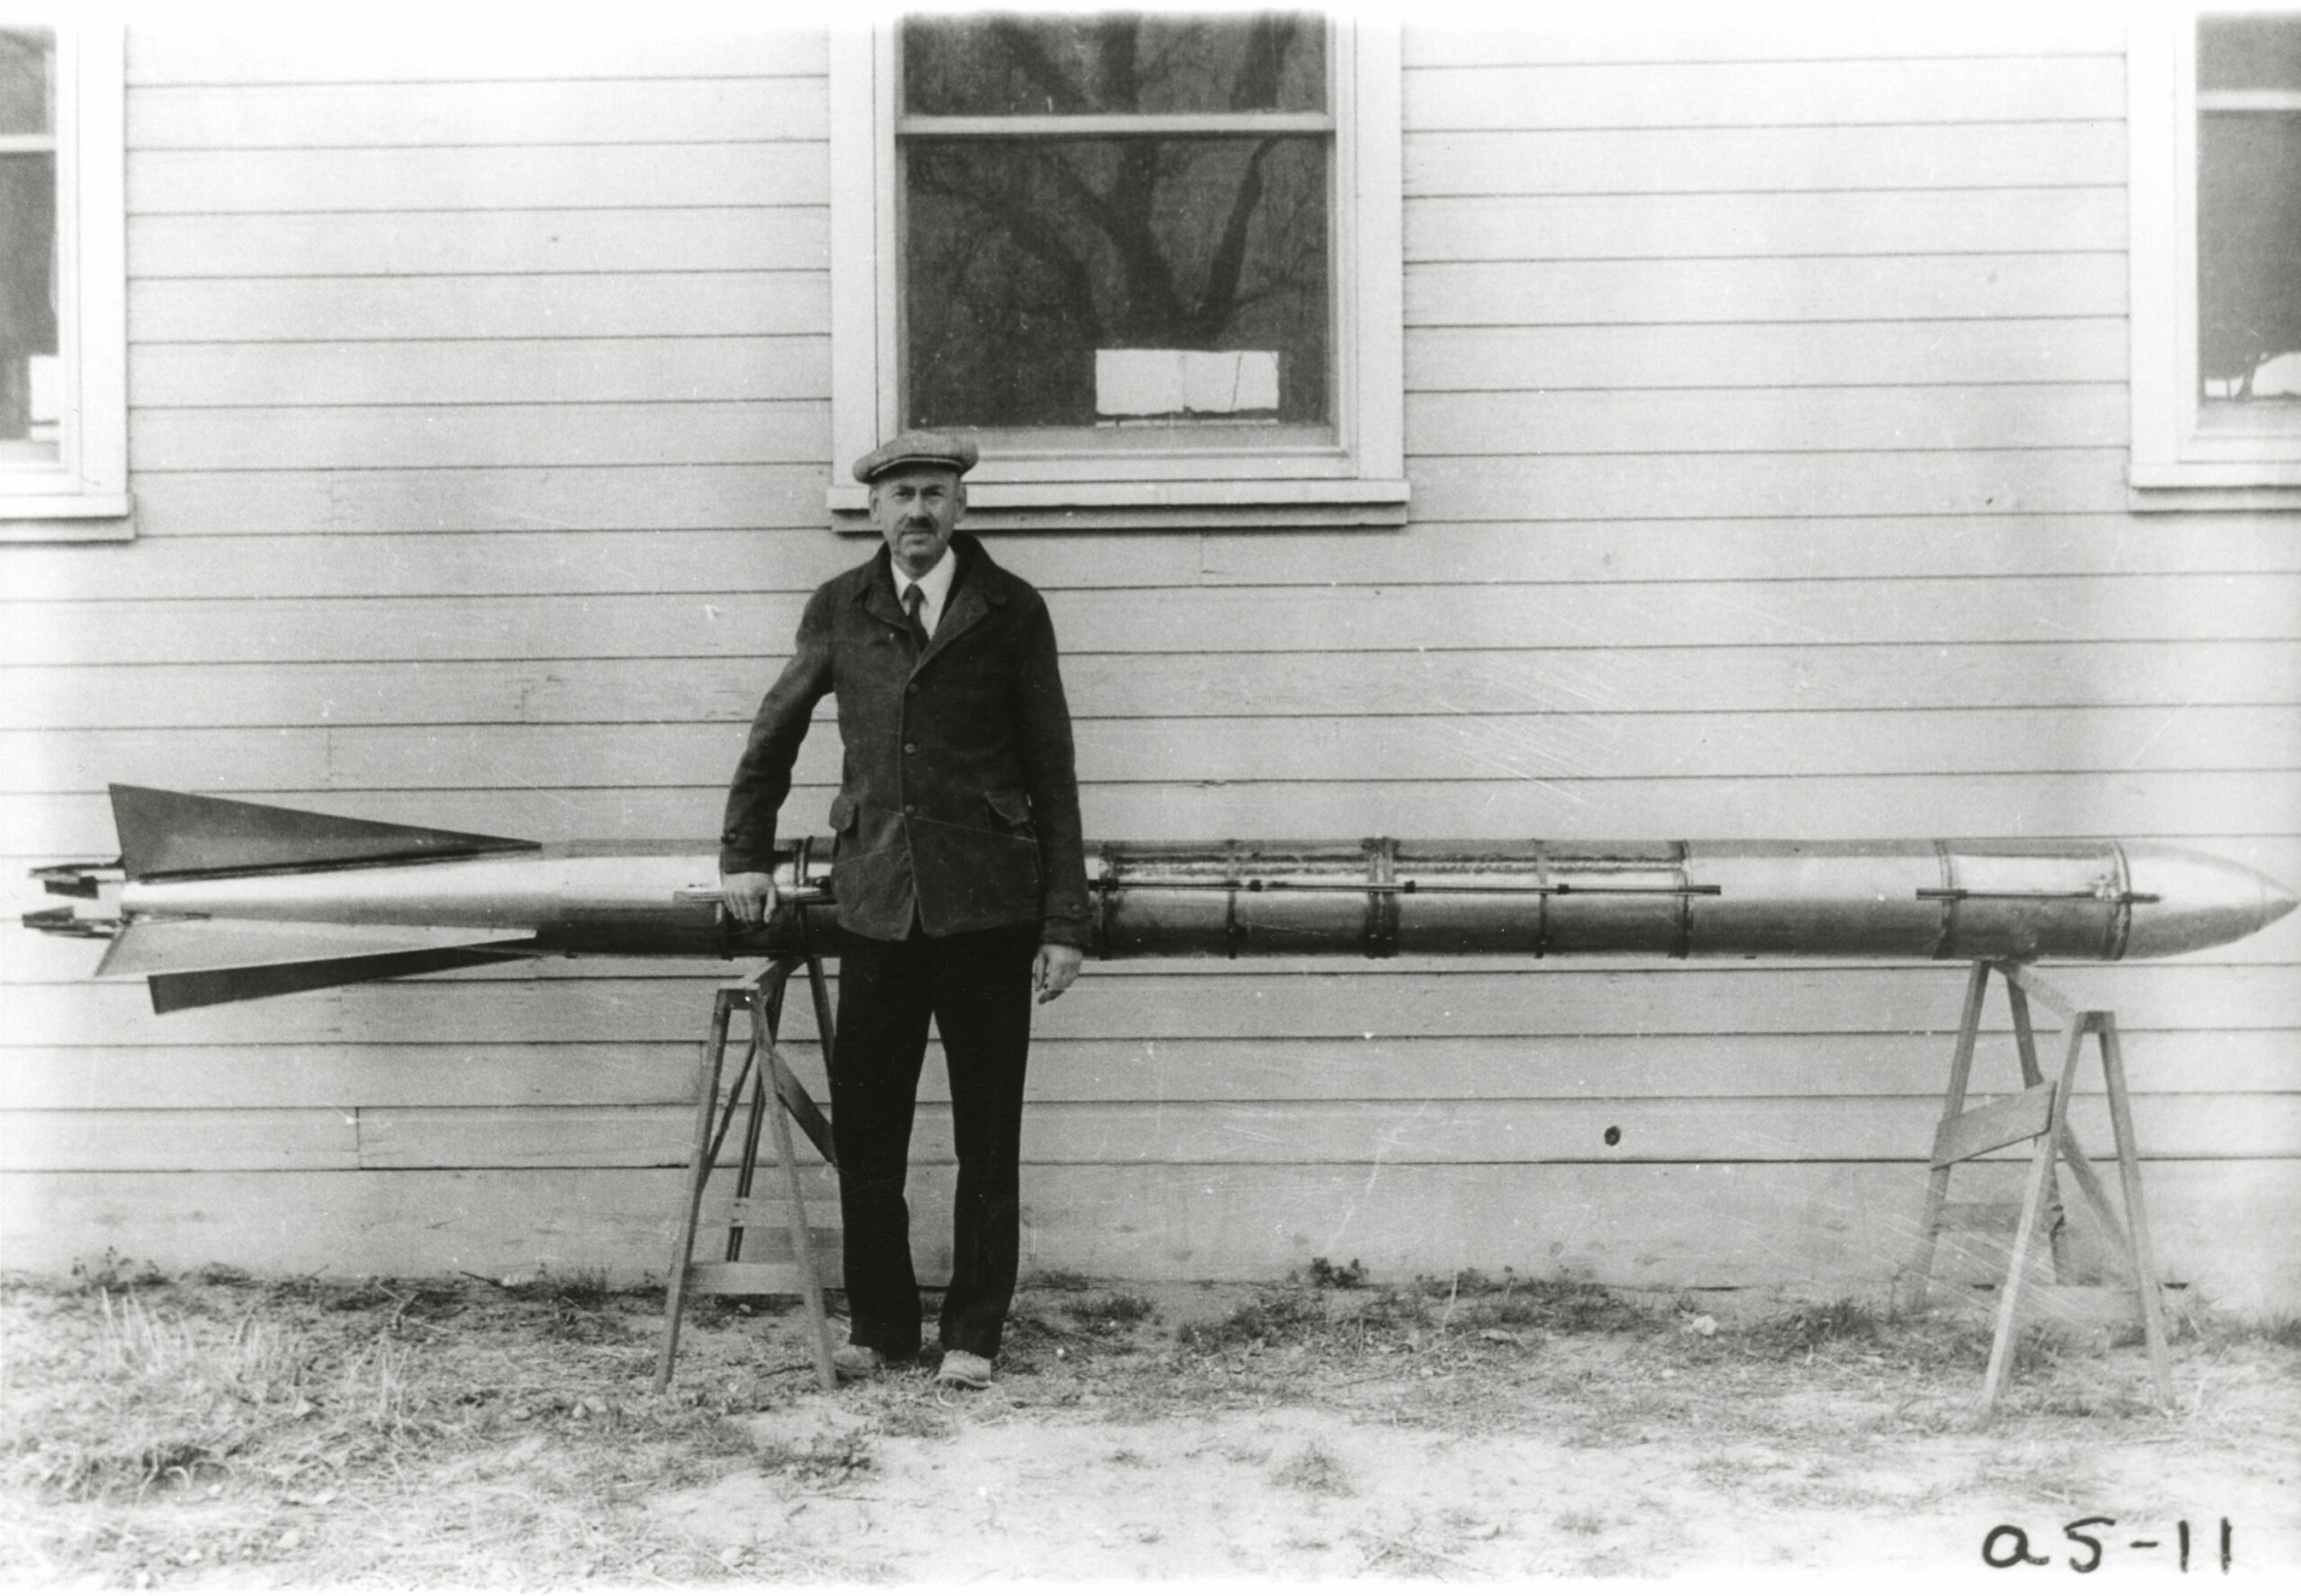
[147,947,532,1014]
[111,785,536,881]
[97,918,538,980]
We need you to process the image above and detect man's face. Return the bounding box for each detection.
[869,466,965,579]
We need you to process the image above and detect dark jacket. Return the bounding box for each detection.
[720,533,1092,947]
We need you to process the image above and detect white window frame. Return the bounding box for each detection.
[1,25,129,540]
[828,17,1405,531]
[2128,6,2301,507]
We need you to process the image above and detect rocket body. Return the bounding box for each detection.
[22,788,2297,1011]
[103,834,2294,964]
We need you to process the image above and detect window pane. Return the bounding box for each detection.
[904,13,1324,116]
[1,29,56,459]
[1,152,58,457]
[2199,13,2301,93]
[904,137,1329,430]
[0,28,52,136]
[2199,111,2301,399]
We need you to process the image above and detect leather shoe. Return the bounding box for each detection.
[831,1344,889,1381]
[934,1350,993,1389]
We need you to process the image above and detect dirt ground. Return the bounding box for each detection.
[4,1259,2297,1586]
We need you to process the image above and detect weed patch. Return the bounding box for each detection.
[1747,1298,1888,1357]
[1177,1271,1651,1363]
[1067,1291,1157,1329]
[1271,1441,1355,1496]
[1177,1288,1329,1354]
[996,1308,1070,1352]
[68,1248,168,1294]
[875,1404,955,1441]
[1418,1270,1655,1335]
[755,1432,876,1485]
[493,1267,617,1313]
[2251,1312,2301,1349]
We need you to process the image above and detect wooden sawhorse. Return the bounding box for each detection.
[654,955,841,1392]
[1903,960,2172,1413]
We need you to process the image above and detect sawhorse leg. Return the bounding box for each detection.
[2098,1017,2174,1400]
[1903,962,2070,1308]
[1903,962,1990,1311]
[1906,961,2172,1413]
[656,959,840,1393]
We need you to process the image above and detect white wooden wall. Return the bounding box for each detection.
[4,22,2297,1306]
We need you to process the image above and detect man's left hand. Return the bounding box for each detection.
[1034,944,1084,1004]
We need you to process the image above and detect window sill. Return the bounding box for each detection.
[2126,478,2301,512]
[0,492,136,541]
[2128,452,2301,510]
[830,477,1409,533]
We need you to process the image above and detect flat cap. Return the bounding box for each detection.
[852,429,980,483]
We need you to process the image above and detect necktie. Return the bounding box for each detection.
[902,582,931,654]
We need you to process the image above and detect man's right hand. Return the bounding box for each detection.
[720,871,779,927]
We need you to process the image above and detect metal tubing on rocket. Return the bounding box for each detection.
[1077,838,2293,963]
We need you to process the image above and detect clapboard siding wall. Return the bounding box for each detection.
[4,23,2298,1306]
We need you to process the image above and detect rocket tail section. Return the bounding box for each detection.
[42,788,550,1012]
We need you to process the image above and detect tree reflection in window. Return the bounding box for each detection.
[901,13,1331,433]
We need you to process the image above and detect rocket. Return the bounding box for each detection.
[22,785,2298,1014]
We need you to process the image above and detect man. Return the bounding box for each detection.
[719,430,1090,1389]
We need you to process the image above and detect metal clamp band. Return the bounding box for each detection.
[2104,841,2136,962]
[1533,842,1551,959]
[1222,841,1244,961]
[1092,848,1123,961]
[1929,839,1959,961]
[1364,837,1399,959]
[1671,839,1693,961]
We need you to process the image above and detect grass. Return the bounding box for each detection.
[5,1259,2288,1584]
[2259,1313,2301,1349]
[2187,1308,2301,1352]
[1174,1268,1654,1359]
[0,1268,779,1587]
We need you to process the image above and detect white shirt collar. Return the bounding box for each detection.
[893,545,958,636]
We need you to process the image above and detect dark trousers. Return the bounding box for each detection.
[829,920,1036,1359]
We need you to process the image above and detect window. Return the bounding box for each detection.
[2128,7,2301,503]
[830,13,1404,529]
[0,24,128,539]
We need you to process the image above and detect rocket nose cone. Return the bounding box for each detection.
[2263,873,2300,933]
[2120,844,2301,959]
